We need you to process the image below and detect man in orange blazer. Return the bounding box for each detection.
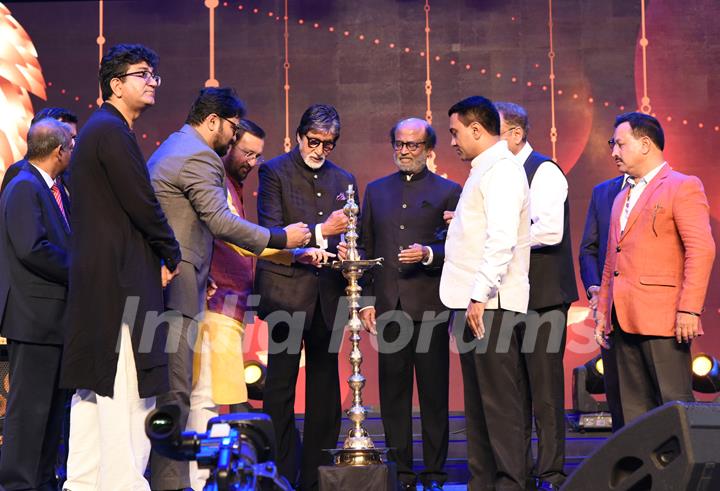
[596,112,715,429]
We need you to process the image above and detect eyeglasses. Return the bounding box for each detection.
[59,140,74,153]
[116,70,162,86]
[238,148,264,164]
[393,140,426,151]
[219,116,241,136]
[305,136,336,152]
[501,126,519,135]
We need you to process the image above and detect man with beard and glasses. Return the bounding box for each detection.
[353,117,461,490]
[147,89,311,491]
[256,104,356,490]
[187,120,331,491]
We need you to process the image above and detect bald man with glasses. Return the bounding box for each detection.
[354,117,461,491]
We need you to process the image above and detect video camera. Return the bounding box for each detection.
[145,405,292,491]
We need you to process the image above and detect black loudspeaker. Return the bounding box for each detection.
[563,401,720,491]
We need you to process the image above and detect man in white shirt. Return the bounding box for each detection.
[495,102,579,490]
[440,96,531,490]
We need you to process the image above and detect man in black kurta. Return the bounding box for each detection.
[358,118,461,490]
[60,44,180,490]
[255,104,355,491]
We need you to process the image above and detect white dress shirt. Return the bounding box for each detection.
[620,162,666,232]
[514,142,567,248]
[440,140,531,313]
[29,163,55,189]
[315,224,328,249]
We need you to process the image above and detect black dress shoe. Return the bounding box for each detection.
[423,481,443,490]
[398,481,416,490]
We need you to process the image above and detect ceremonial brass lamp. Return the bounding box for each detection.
[327,184,384,466]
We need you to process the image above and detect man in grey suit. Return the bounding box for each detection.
[147,87,310,491]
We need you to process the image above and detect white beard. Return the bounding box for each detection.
[303,155,325,169]
[394,155,426,175]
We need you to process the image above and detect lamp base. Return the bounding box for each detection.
[327,448,387,466]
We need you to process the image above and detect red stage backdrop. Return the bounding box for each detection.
[1,0,718,411]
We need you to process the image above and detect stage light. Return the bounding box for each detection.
[244,360,267,401]
[693,354,713,377]
[572,354,612,431]
[582,354,606,396]
[692,353,720,394]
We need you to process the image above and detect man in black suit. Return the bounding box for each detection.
[256,104,355,491]
[579,174,626,312]
[0,118,74,491]
[1,107,77,197]
[357,118,461,490]
[578,160,627,431]
[60,44,181,490]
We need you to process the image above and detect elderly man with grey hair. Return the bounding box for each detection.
[0,118,73,490]
[256,104,357,490]
[356,117,461,490]
[495,101,578,490]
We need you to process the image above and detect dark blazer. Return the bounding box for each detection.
[60,103,181,398]
[359,167,461,320]
[0,159,28,195]
[578,175,624,296]
[255,147,356,327]
[2,161,74,218]
[0,164,70,491]
[0,165,69,344]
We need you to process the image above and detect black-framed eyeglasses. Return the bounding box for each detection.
[393,140,426,151]
[305,136,336,152]
[219,116,241,135]
[116,70,162,86]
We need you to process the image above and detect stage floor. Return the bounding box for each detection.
[296,410,612,486]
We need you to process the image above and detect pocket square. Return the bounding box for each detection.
[651,202,665,236]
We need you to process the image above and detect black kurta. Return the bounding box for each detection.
[60,103,181,398]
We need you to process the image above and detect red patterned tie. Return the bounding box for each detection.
[51,182,69,229]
